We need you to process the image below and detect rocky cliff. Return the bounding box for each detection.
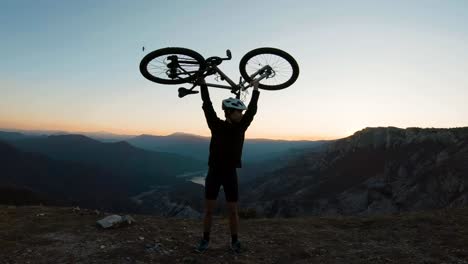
[242,127,468,217]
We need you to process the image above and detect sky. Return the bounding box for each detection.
[1,0,467,140]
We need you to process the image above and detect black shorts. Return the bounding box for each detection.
[204,167,238,202]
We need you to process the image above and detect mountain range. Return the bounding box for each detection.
[3,127,467,218]
[127,132,326,163]
[0,130,326,214]
[241,127,468,217]
[0,140,133,210]
[2,134,204,188]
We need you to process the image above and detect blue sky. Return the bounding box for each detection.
[1,0,467,139]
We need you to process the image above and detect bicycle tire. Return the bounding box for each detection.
[140,47,206,85]
[239,47,299,90]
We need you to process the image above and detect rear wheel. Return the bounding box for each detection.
[140,47,206,85]
[239,48,299,90]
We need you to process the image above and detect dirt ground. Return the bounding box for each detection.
[2,205,468,263]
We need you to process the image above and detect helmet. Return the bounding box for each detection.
[222,97,247,111]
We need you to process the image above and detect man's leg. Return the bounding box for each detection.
[196,200,217,253]
[203,199,216,235]
[227,201,241,253]
[227,202,239,237]
[196,168,220,253]
[203,168,220,241]
[224,169,241,253]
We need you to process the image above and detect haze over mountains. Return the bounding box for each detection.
[1,127,468,219]
[127,132,326,163]
[0,130,326,162]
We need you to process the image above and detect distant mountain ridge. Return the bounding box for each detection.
[3,134,205,191]
[0,128,133,142]
[0,131,29,141]
[0,129,327,215]
[242,126,468,217]
[0,140,133,210]
[3,127,468,218]
[0,130,327,164]
[127,133,327,163]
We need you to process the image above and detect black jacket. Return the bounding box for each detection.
[200,84,260,168]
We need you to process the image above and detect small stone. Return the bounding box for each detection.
[96,215,123,229]
[122,215,136,224]
[139,236,145,240]
[100,245,106,249]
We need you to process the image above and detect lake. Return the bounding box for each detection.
[175,170,207,186]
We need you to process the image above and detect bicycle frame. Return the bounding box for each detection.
[196,64,272,98]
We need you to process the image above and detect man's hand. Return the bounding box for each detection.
[198,76,210,102]
[196,77,206,86]
[250,80,260,91]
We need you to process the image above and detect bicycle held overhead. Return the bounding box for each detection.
[139,47,300,99]
[139,47,299,254]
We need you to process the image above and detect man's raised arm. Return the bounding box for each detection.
[199,79,221,130]
[240,82,260,130]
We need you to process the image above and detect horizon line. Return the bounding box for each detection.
[3,125,465,142]
[0,126,339,141]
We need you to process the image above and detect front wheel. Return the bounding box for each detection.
[239,47,299,90]
[140,47,206,85]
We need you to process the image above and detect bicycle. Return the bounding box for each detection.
[139,47,299,99]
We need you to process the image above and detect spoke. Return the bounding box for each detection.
[276,58,289,67]
[276,72,290,79]
[265,54,272,68]
[243,52,296,86]
[148,65,168,70]
[149,63,167,69]
[149,70,166,76]
[251,57,262,67]
[155,57,167,64]
[271,56,284,69]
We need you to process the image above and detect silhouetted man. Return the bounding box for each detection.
[195,78,260,254]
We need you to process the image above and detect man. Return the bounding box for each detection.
[195,78,260,254]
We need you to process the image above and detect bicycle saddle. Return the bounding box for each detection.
[178,87,199,98]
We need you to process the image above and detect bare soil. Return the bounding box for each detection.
[2,205,468,263]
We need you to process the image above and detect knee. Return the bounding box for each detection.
[205,208,214,216]
[228,207,238,217]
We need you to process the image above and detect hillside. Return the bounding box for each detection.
[2,205,468,263]
[4,134,205,188]
[0,141,134,210]
[242,127,468,217]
